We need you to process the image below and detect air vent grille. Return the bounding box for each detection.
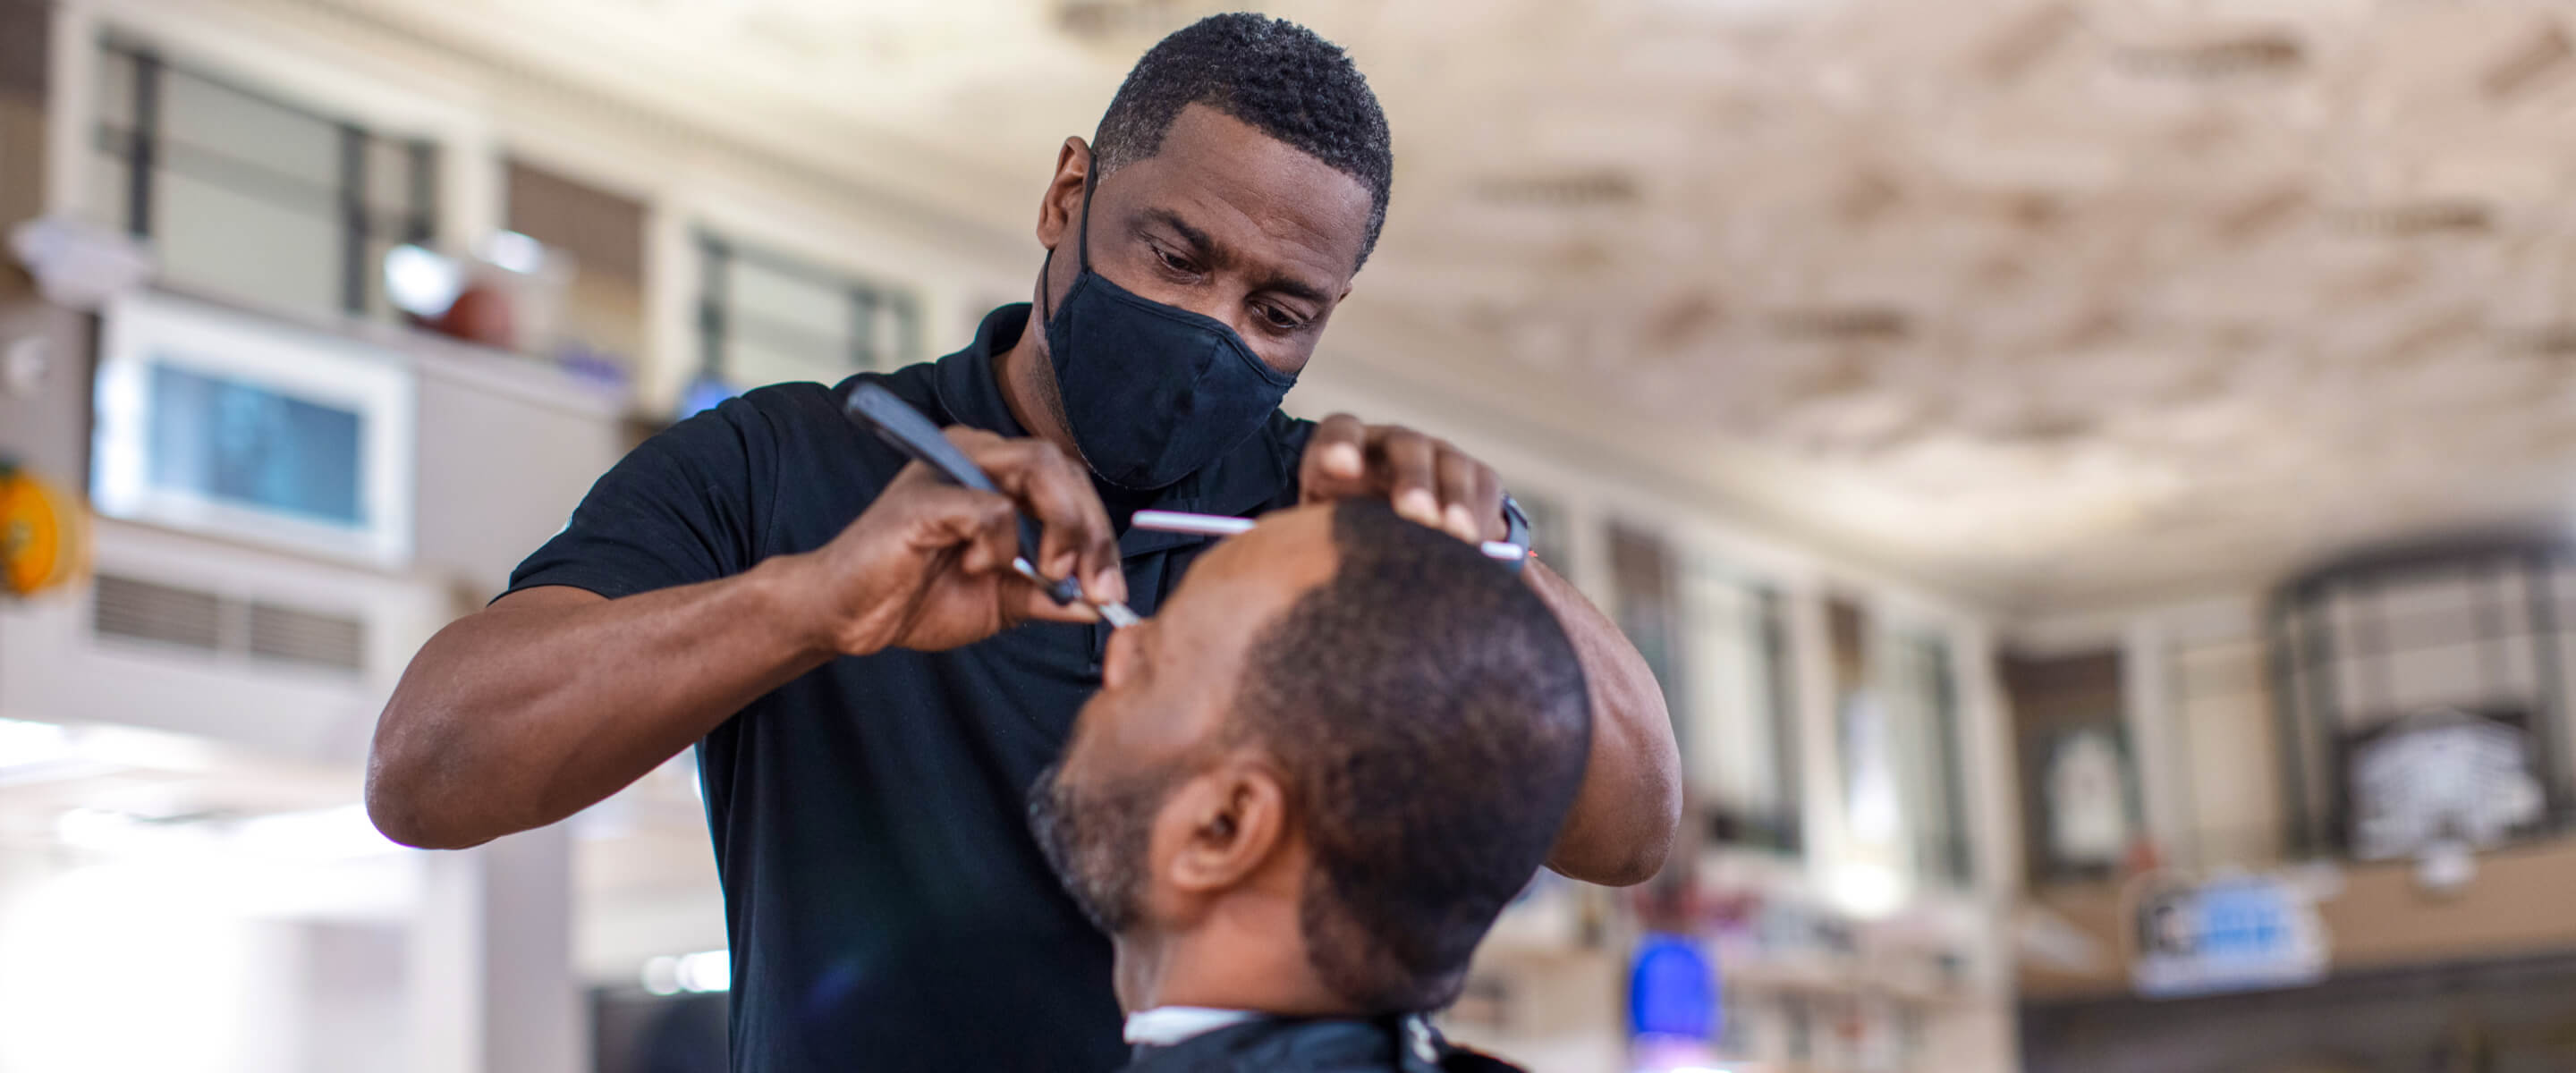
[249,602,367,671]
[93,575,223,652]
[91,573,366,673]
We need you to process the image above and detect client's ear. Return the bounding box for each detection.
[1162,758,1288,894]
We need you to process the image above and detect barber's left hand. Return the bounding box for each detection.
[1299,414,1505,544]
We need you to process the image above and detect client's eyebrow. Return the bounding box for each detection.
[1127,621,1163,679]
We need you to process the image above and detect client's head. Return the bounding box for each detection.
[1030,500,1591,1015]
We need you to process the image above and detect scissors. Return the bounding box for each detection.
[847,384,1535,627]
[844,384,1142,629]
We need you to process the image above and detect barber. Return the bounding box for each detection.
[367,13,1677,1073]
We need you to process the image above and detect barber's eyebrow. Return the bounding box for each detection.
[1140,208,1216,261]
[1139,207,1335,308]
[1251,270,1333,308]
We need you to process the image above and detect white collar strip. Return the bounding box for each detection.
[1123,1006,1264,1047]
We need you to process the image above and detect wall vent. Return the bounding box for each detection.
[93,575,223,653]
[92,573,366,674]
[248,602,368,671]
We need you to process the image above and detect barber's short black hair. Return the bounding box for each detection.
[1231,501,1592,1011]
[1092,13,1394,270]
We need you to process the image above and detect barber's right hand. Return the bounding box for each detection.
[784,428,1125,656]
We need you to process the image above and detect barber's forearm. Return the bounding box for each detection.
[1523,560,1682,886]
[367,556,835,849]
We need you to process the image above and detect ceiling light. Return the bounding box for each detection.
[1826,859,1909,920]
[641,950,731,995]
[675,950,731,993]
[383,244,462,317]
[640,955,682,997]
[479,231,548,276]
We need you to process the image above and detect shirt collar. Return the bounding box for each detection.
[928,303,1034,438]
[1123,1006,1264,1047]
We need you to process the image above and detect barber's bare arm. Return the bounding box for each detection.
[1300,414,1683,886]
[366,431,1124,849]
[1519,559,1682,884]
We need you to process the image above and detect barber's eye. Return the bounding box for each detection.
[1258,304,1304,331]
[1154,247,1192,273]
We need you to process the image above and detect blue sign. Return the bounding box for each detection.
[1628,934,1718,1042]
[2133,874,2327,998]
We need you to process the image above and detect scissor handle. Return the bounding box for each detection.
[843,383,1080,605]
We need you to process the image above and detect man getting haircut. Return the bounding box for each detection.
[1031,500,1591,1071]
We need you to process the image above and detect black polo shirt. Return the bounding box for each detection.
[506,305,1311,1073]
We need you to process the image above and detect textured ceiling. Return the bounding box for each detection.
[300,0,2576,611]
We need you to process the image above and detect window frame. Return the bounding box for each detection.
[2268,544,2576,858]
[89,35,438,320]
[1610,520,1809,858]
[693,230,921,389]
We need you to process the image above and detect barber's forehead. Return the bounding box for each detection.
[1114,106,1372,271]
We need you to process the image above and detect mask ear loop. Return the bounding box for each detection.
[1038,165,1102,325]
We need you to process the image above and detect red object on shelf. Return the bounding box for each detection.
[432,283,517,350]
[2124,837,2164,876]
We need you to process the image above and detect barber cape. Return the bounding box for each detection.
[1122,1012,1527,1073]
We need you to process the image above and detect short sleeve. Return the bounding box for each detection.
[504,398,767,601]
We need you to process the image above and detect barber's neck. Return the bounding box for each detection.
[995,308,1080,459]
[1114,898,1360,1018]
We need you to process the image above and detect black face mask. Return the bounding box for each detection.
[1039,175,1298,490]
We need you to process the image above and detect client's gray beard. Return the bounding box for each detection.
[1028,760,1168,934]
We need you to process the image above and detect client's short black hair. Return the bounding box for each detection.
[1231,501,1591,1011]
[1092,13,1394,269]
